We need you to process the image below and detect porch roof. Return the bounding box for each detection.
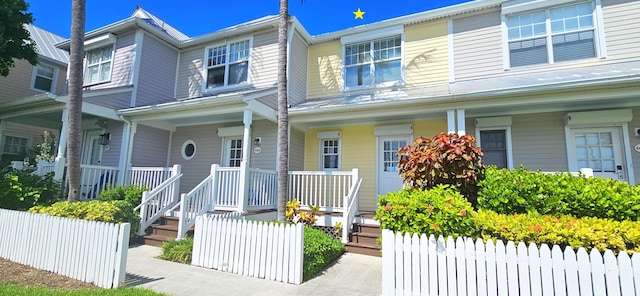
[289,61,640,126]
[118,87,278,129]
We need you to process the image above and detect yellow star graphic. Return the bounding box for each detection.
[353,8,365,20]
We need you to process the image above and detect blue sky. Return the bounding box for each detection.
[26,0,470,39]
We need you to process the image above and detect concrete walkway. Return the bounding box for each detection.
[125,245,382,296]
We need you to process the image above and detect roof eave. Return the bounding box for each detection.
[179,16,280,48]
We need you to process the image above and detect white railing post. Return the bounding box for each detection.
[171,164,181,207]
[137,191,149,236]
[352,168,360,215]
[177,194,188,239]
[209,164,219,212]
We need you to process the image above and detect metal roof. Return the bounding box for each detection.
[26,24,69,64]
[131,6,189,41]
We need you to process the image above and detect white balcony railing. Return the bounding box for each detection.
[128,166,174,190]
[288,170,357,212]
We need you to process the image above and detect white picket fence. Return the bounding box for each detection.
[382,230,640,296]
[192,216,304,285]
[0,209,129,288]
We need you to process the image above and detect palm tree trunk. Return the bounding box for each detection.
[276,0,289,221]
[66,0,85,202]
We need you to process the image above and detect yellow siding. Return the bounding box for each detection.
[405,21,450,86]
[413,119,449,139]
[307,41,343,99]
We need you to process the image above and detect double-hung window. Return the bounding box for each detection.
[344,35,402,88]
[32,64,55,92]
[506,2,597,67]
[205,39,250,89]
[320,139,340,170]
[84,45,113,85]
[2,136,29,155]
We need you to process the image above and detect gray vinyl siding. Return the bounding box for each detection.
[87,32,135,91]
[452,10,504,80]
[174,46,204,99]
[289,128,305,171]
[511,112,568,171]
[83,91,133,110]
[629,107,640,185]
[0,60,67,104]
[130,124,171,167]
[135,33,179,107]
[249,120,277,170]
[169,123,228,191]
[250,31,278,89]
[288,32,308,106]
[1,121,59,159]
[99,120,124,167]
[602,0,640,61]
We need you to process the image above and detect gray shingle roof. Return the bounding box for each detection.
[26,24,69,64]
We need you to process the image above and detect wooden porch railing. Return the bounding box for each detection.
[77,165,119,200]
[342,176,363,243]
[288,170,358,211]
[177,164,218,239]
[214,167,241,210]
[248,168,277,210]
[135,167,183,236]
[128,166,175,189]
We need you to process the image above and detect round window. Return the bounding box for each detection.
[181,140,196,160]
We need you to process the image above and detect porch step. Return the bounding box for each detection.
[346,223,381,257]
[140,216,193,247]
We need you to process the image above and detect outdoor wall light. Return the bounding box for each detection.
[254,137,262,145]
[99,133,111,145]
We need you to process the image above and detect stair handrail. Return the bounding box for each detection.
[342,177,363,243]
[136,172,183,236]
[177,164,219,239]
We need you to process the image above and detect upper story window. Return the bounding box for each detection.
[506,2,598,67]
[84,45,114,85]
[2,136,29,155]
[32,63,55,92]
[205,39,251,89]
[344,35,402,88]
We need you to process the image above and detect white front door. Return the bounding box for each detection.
[569,127,626,181]
[82,132,103,165]
[222,138,242,167]
[377,136,409,196]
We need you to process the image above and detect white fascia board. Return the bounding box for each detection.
[82,103,121,121]
[502,0,581,15]
[341,25,404,44]
[0,104,63,120]
[246,100,277,122]
[84,33,116,51]
[179,17,279,48]
[0,92,56,110]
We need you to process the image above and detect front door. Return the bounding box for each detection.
[569,127,626,181]
[82,132,103,165]
[222,138,242,167]
[377,136,409,196]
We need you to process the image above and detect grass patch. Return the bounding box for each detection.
[159,238,194,264]
[0,283,167,296]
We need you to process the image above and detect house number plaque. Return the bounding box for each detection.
[635,144,640,153]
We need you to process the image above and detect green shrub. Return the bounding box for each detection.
[160,238,193,264]
[98,184,148,207]
[398,133,485,203]
[476,210,640,254]
[0,168,63,211]
[29,200,139,236]
[375,185,476,238]
[303,226,344,281]
[477,166,640,221]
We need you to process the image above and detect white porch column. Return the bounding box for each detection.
[456,108,466,135]
[54,108,68,181]
[117,120,134,185]
[238,110,253,213]
[447,110,456,134]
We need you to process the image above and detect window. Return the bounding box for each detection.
[181,140,196,160]
[84,45,113,85]
[32,64,55,92]
[205,39,250,89]
[226,139,242,167]
[479,130,508,169]
[321,139,340,170]
[506,2,597,67]
[344,35,402,88]
[2,136,29,155]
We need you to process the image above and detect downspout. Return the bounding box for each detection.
[117,114,136,185]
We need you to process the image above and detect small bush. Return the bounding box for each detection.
[477,166,640,221]
[160,238,194,264]
[29,200,139,236]
[0,168,63,211]
[398,133,484,203]
[303,226,344,281]
[375,185,476,238]
[476,210,640,254]
[99,184,148,207]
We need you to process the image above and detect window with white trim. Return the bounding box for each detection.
[84,45,114,85]
[2,136,29,155]
[205,39,250,89]
[226,138,242,167]
[320,139,340,170]
[506,2,597,67]
[32,64,55,92]
[344,35,402,88]
[479,130,509,169]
